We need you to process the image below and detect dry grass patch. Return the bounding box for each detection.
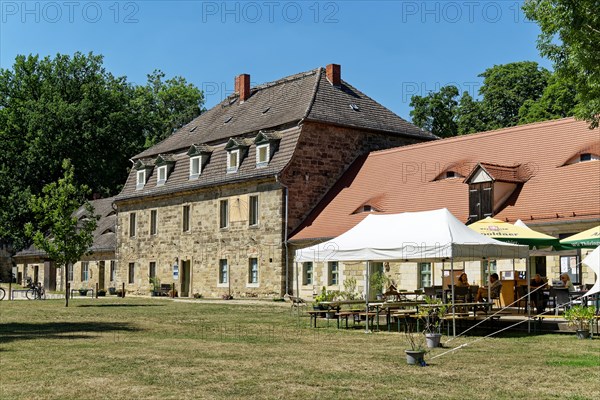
[0,298,598,399]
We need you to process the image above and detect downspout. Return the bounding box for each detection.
[276,174,290,295]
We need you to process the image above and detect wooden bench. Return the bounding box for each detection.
[307,310,336,328]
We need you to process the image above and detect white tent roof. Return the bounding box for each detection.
[582,246,600,297]
[295,208,529,262]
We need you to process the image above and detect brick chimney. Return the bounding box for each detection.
[326,64,341,87]
[235,74,251,102]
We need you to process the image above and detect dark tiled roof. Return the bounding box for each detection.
[14,197,117,259]
[115,127,302,202]
[291,118,600,241]
[134,67,433,159]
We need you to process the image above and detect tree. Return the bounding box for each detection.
[25,160,97,307]
[0,53,204,253]
[518,74,578,125]
[456,92,488,135]
[136,70,204,147]
[410,85,459,138]
[523,0,600,128]
[478,62,551,129]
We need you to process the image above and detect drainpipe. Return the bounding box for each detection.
[276,174,290,295]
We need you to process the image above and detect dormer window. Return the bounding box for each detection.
[224,137,252,173]
[157,165,167,186]
[190,156,201,178]
[187,144,213,180]
[253,131,281,169]
[136,170,146,189]
[227,149,240,173]
[154,154,175,186]
[562,143,600,166]
[256,144,270,167]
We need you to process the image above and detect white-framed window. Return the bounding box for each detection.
[182,205,191,232]
[128,262,135,284]
[189,156,201,179]
[418,262,432,288]
[249,195,259,226]
[110,261,116,282]
[129,212,136,237]
[482,260,497,284]
[68,264,74,281]
[248,258,258,284]
[219,200,228,229]
[256,143,269,167]
[303,262,313,285]
[149,261,156,279]
[81,262,89,282]
[227,150,240,172]
[157,165,167,186]
[150,210,157,235]
[136,170,146,190]
[328,261,339,285]
[219,259,228,284]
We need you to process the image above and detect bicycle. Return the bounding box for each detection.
[0,284,5,300]
[25,278,46,300]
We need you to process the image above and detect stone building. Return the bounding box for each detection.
[289,118,600,300]
[13,197,117,292]
[113,65,435,298]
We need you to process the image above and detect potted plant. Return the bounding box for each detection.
[370,271,390,301]
[149,276,161,296]
[97,289,106,297]
[404,327,427,366]
[312,287,338,316]
[78,287,88,296]
[564,305,595,339]
[108,287,117,295]
[417,297,449,348]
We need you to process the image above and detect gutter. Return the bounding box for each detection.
[275,173,290,295]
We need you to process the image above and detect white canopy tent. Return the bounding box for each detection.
[295,209,529,335]
[582,246,600,297]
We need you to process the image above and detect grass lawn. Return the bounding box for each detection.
[1,298,598,400]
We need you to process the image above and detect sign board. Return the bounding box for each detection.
[172,264,179,281]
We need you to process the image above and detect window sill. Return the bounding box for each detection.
[217,282,229,288]
[246,283,259,288]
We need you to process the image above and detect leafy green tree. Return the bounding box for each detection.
[518,74,578,124]
[410,85,459,138]
[136,70,204,147]
[0,53,203,253]
[456,92,488,135]
[523,0,600,128]
[25,160,97,307]
[478,62,551,129]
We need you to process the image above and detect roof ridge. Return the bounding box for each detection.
[302,67,323,120]
[243,68,320,94]
[370,117,583,157]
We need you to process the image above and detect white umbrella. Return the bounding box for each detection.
[581,246,599,297]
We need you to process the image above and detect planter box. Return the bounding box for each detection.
[405,350,426,365]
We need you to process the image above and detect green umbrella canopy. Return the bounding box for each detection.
[560,225,600,248]
[468,217,559,248]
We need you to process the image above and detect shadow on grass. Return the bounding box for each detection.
[0,321,140,344]
[76,304,164,308]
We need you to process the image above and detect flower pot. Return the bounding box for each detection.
[405,350,426,365]
[78,290,87,296]
[425,333,442,348]
[576,329,590,340]
[108,288,116,295]
[97,291,106,297]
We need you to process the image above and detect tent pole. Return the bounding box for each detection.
[451,258,456,337]
[365,260,370,333]
[527,256,531,333]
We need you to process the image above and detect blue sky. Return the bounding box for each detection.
[0,0,551,120]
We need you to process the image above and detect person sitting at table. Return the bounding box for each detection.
[530,274,547,314]
[456,272,470,287]
[475,273,502,302]
[559,273,575,291]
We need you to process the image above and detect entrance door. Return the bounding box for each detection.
[98,261,106,290]
[181,260,191,297]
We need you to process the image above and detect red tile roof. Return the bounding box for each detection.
[290,118,600,242]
